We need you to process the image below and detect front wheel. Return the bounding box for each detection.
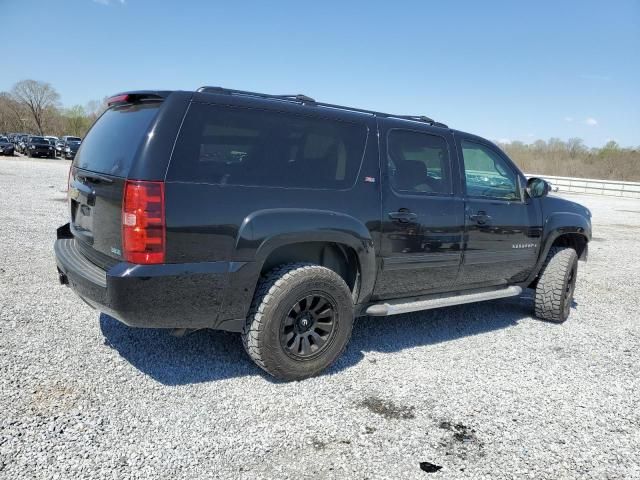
[242,263,354,381]
[535,247,578,322]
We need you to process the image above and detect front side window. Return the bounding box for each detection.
[461,140,519,200]
[387,130,452,195]
[169,103,368,189]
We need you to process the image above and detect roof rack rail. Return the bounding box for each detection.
[397,115,435,123]
[394,115,449,128]
[196,86,448,128]
[197,86,316,104]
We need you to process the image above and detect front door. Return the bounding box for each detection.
[374,122,465,299]
[456,136,543,287]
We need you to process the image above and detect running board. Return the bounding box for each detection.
[365,286,523,316]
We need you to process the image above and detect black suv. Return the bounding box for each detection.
[54,87,591,380]
[0,136,15,156]
[25,135,56,158]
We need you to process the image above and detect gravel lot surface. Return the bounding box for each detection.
[1,156,639,479]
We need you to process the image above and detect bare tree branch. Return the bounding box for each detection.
[11,80,60,135]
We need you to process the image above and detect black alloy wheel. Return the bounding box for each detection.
[280,294,337,359]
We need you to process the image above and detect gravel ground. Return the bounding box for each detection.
[1,156,639,479]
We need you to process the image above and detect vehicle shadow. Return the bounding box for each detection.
[99,290,571,385]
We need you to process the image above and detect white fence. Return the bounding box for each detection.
[526,174,640,199]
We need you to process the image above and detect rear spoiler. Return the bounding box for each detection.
[107,90,171,107]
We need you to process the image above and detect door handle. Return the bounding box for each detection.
[388,210,417,222]
[469,211,492,224]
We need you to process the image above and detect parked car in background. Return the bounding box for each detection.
[0,136,15,156]
[45,135,59,147]
[55,137,81,157]
[55,140,64,157]
[61,139,82,159]
[25,136,56,158]
[17,135,30,154]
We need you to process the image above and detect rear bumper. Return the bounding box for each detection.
[54,235,243,330]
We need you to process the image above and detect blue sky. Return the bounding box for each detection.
[3,0,639,147]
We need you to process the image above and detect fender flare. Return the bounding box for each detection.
[236,208,377,303]
[526,212,591,283]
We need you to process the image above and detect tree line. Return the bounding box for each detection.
[497,138,640,182]
[1,79,638,181]
[0,79,107,138]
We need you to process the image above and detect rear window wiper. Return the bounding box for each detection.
[77,172,114,184]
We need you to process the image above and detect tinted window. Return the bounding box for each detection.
[169,103,367,189]
[67,137,81,142]
[30,137,46,143]
[461,140,519,200]
[75,102,160,177]
[387,130,452,194]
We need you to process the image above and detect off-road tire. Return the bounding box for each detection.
[535,247,578,322]
[242,263,354,381]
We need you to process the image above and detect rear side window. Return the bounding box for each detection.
[168,103,367,189]
[75,102,161,177]
[387,130,452,195]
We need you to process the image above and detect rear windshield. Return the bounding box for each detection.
[168,103,367,190]
[74,102,161,177]
[30,137,46,143]
[67,137,81,142]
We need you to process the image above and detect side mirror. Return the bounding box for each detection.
[526,177,550,198]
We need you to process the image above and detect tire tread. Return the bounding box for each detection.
[534,247,578,322]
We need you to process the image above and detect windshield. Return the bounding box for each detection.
[75,102,161,177]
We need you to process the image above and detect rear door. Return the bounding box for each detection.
[69,100,165,266]
[374,119,465,299]
[455,135,543,286]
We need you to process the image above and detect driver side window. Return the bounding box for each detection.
[461,140,519,200]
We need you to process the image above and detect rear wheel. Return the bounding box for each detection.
[242,263,354,381]
[535,247,578,322]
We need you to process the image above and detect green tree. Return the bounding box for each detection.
[64,105,90,137]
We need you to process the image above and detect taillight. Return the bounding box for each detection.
[122,180,165,264]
